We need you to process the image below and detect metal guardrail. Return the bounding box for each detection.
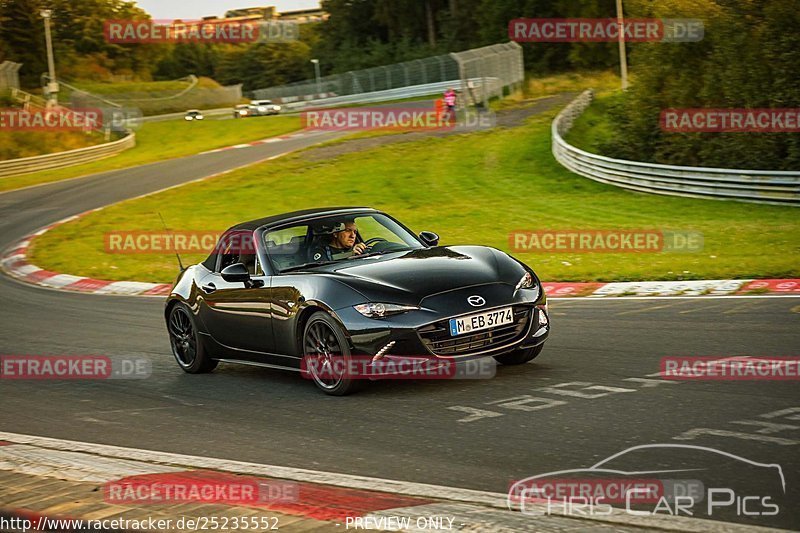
[280,78,494,111]
[142,79,492,120]
[0,132,135,178]
[552,90,800,205]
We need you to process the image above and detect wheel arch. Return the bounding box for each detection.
[294,302,351,355]
[164,297,180,322]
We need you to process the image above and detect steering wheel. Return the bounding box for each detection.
[362,237,388,248]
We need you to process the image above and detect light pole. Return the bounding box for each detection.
[615,0,629,90]
[310,59,321,97]
[40,9,59,105]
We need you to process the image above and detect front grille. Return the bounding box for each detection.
[417,307,530,356]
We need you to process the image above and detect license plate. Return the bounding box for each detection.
[449,307,514,336]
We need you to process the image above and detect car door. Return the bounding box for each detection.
[197,232,275,361]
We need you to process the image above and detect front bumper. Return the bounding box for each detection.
[334,283,549,365]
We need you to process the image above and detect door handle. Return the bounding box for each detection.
[201,282,216,293]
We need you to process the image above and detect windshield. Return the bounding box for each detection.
[264,213,423,273]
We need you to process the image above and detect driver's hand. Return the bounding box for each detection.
[353,243,367,255]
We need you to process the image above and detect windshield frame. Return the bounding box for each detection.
[261,210,425,274]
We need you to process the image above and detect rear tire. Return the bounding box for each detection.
[303,312,364,396]
[168,303,218,374]
[493,344,544,365]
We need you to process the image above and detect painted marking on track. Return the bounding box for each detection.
[678,303,727,314]
[673,428,799,446]
[447,406,502,424]
[623,377,679,388]
[535,382,637,399]
[791,305,800,314]
[722,301,764,314]
[447,373,692,424]
[613,300,689,316]
[674,408,800,446]
[761,407,800,420]
[487,395,567,412]
[731,420,800,435]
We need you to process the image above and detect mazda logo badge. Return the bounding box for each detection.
[467,295,485,307]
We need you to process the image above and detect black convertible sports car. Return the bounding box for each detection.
[165,207,549,395]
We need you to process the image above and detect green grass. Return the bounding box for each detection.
[30,108,799,284]
[525,70,621,99]
[564,93,617,152]
[48,77,227,102]
[0,115,301,193]
[72,78,221,95]
[493,70,621,111]
[0,129,107,160]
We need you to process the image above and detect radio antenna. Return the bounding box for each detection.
[157,212,185,272]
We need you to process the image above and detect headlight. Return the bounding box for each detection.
[536,303,549,325]
[354,303,419,318]
[274,105,281,111]
[515,271,534,291]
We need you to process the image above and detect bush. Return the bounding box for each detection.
[600,0,800,170]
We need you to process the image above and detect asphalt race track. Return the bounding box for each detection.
[1,131,799,530]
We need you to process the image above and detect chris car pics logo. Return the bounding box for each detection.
[508,444,785,519]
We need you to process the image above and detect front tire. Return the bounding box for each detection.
[493,344,544,365]
[168,303,218,373]
[303,312,363,396]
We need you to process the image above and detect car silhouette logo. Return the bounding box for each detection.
[467,295,485,307]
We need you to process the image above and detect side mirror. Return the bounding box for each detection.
[221,262,251,283]
[419,231,439,247]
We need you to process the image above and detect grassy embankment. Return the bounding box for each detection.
[30,76,799,283]
[0,115,301,193]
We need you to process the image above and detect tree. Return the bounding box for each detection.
[0,0,46,86]
[601,0,800,170]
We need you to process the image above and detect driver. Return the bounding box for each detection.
[309,220,367,261]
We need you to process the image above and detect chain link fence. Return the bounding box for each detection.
[0,61,22,91]
[251,42,524,107]
[63,76,243,116]
[453,42,525,108]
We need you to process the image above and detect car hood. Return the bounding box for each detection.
[316,245,526,305]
